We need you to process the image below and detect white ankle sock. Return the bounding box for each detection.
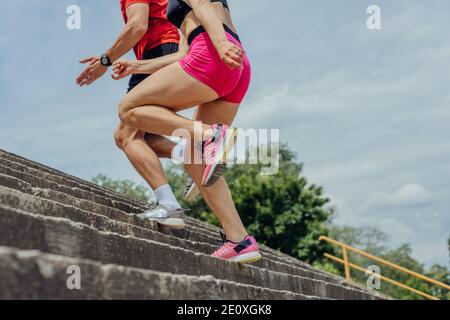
[154,184,181,210]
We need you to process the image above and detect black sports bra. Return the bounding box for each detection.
[167,0,229,29]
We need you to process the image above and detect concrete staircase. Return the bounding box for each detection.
[0,149,380,300]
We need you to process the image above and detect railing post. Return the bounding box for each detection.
[342,246,351,282]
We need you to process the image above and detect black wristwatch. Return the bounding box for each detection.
[100,53,112,67]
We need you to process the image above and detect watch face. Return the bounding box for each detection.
[101,57,109,65]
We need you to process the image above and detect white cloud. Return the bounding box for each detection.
[364,183,434,210]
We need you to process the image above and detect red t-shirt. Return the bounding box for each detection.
[120,0,180,59]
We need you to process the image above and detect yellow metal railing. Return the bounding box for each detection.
[319,236,450,300]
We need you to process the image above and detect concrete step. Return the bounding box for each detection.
[0,152,320,271]
[0,171,351,288]
[0,171,281,264]
[0,246,320,300]
[0,185,353,288]
[0,158,235,244]
[0,205,376,300]
[0,149,379,299]
[0,156,234,240]
[0,152,302,258]
[0,162,142,214]
[0,149,140,207]
[0,164,327,273]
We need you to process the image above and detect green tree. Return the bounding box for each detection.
[167,144,335,264]
[92,174,152,202]
[329,224,388,255]
[381,244,430,300]
[425,264,450,300]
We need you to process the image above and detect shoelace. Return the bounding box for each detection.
[213,231,234,256]
[202,140,216,163]
[202,125,224,163]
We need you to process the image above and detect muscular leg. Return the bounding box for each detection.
[143,107,200,160]
[114,122,169,189]
[186,100,248,242]
[144,133,175,159]
[119,62,218,139]
[118,62,248,241]
[139,101,248,242]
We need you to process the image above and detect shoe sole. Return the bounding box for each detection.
[230,251,262,264]
[183,183,200,202]
[144,217,186,230]
[204,128,238,187]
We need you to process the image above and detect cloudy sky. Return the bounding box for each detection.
[0,0,449,267]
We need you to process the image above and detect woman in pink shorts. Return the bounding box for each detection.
[112,0,260,264]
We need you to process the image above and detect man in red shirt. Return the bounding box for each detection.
[76,0,179,90]
[76,1,183,213]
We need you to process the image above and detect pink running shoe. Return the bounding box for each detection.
[202,124,238,187]
[211,232,262,264]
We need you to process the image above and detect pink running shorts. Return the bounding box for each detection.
[179,30,251,104]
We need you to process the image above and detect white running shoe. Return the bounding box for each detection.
[137,204,186,229]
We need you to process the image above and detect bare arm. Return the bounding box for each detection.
[112,35,188,78]
[184,0,243,68]
[76,3,149,86]
[106,3,149,62]
[136,35,188,73]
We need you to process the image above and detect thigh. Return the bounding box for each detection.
[194,100,240,126]
[127,73,149,93]
[123,62,219,113]
[184,100,239,165]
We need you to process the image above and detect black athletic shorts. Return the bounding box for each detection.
[127,42,179,93]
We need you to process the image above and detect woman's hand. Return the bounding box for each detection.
[112,60,138,80]
[216,40,244,69]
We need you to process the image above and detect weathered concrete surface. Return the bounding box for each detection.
[0,153,337,274]
[0,174,350,287]
[0,247,319,300]
[0,205,375,300]
[0,152,329,268]
[0,185,352,287]
[0,149,382,300]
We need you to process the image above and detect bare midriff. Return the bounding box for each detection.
[180,3,238,40]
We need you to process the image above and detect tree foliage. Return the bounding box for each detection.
[330,225,450,300]
[167,144,335,264]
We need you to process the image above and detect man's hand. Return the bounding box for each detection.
[76,56,108,87]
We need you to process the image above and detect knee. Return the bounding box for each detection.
[114,126,143,151]
[114,127,127,150]
[118,96,130,123]
[118,96,137,125]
